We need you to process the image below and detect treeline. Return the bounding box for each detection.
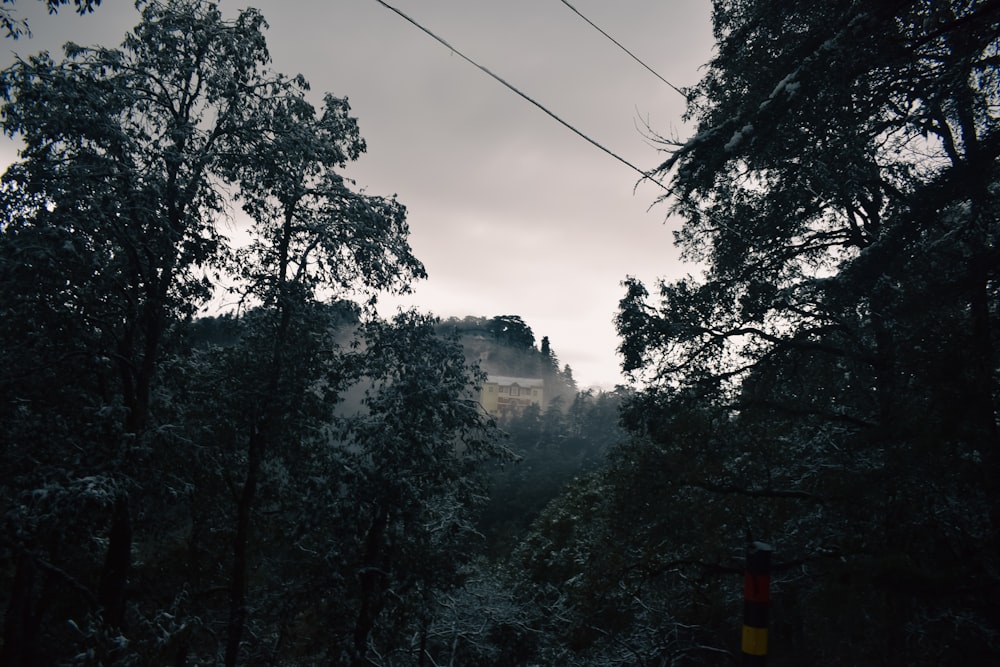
[480,388,627,559]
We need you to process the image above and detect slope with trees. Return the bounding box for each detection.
[433,315,628,559]
[436,314,578,401]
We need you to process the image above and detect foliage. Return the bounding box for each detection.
[487,315,535,350]
[479,388,628,559]
[327,312,507,665]
[0,2,583,663]
[138,309,503,666]
[0,2,496,665]
[612,0,1000,663]
[1,0,289,658]
[12,0,997,663]
[510,466,739,666]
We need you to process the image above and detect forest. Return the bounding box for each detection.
[1,0,999,665]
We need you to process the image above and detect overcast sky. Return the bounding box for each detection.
[1,0,713,389]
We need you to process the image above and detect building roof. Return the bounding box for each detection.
[486,375,544,388]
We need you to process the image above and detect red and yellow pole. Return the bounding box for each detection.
[742,541,772,666]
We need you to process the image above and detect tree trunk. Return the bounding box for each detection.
[99,494,132,630]
[351,508,388,667]
[225,424,264,667]
[0,554,39,667]
[868,285,911,667]
[968,258,1000,548]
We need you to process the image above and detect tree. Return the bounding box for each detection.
[144,302,356,664]
[0,0,273,657]
[0,1,425,663]
[332,312,506,665]
[488,315,535,350]
[217,58,424,666]
[0,2,516,665]
[616,0,1000,662]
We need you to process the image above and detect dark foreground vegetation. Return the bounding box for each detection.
[2,0,999,665]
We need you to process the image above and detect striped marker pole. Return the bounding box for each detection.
[742,541,772,666]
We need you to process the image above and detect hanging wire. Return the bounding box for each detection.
[370,0,664,188]
[558,0,688,100]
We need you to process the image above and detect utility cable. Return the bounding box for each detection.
[371,0,664,188]
[558,0,688,100]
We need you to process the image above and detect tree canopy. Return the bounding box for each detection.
[612,0,1000,663]
[0,2,499,665]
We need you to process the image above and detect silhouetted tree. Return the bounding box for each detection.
[614,0,1000,663]
[488,315,535,350]
[0,1,424,663]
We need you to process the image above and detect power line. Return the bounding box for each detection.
[558,0,688,100]
[370,0,663,188]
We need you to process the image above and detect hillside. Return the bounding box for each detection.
[435,314,578,407]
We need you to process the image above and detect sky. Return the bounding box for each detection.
[0,0,714,389]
